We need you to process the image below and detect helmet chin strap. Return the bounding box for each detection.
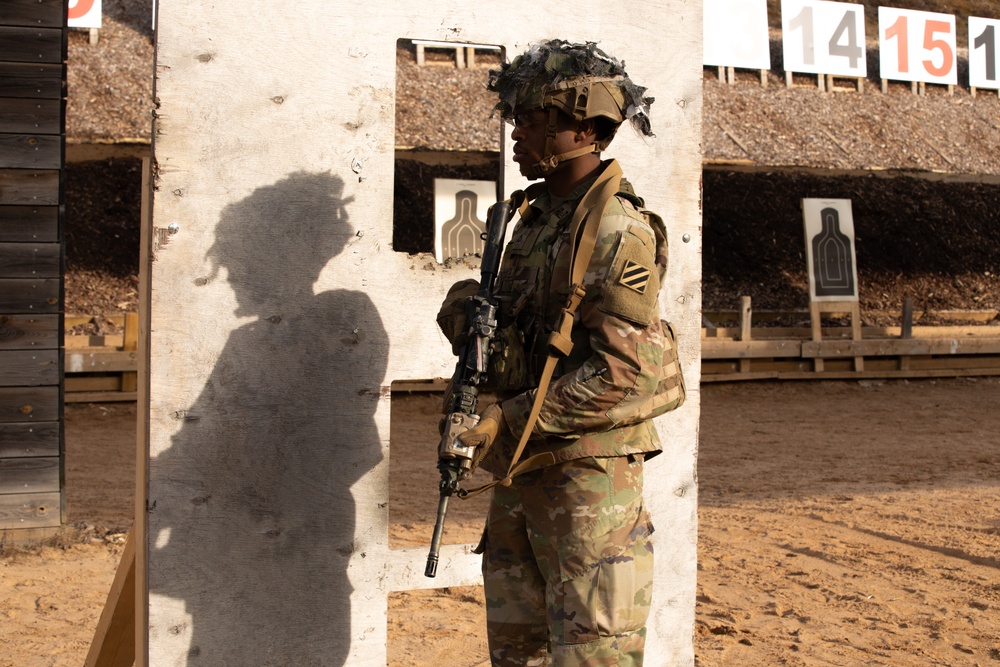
[523,107,599,180]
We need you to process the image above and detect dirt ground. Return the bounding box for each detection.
[1,379,998,667]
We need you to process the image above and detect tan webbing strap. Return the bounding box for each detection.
[458,161,624,498]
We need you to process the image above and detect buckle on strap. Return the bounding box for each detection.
[547,284,586,358]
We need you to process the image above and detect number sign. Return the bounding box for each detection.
[969,17,1000,90]
[878,7,957,85]
[67,0,102,28]
[703,0,772,70]
[781,0,866,77]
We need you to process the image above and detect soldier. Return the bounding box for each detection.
[438,39,682,666]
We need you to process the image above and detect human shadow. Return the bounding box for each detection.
[148,172,387,666]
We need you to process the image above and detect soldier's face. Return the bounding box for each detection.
[510,109,580,177]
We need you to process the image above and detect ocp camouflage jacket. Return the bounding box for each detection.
[481,160,672,476]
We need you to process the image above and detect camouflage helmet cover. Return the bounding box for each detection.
[487,39,654,147]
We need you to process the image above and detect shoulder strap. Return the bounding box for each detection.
[459,160,624,497]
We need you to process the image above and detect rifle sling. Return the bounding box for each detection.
[459,160,624,499]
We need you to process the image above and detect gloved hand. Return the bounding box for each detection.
[436,279,480,355]
[456,403,507,451]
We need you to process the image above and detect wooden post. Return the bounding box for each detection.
[135,157,153,667]
[120,312,139,393]
[760,69,767,87]
[899,297,914,371]
[738,295,752,373]
[809,300,864,373]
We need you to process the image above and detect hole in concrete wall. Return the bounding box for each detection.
[393,38,504,255]
[388,381,492,550]
[388,586,488,664]
[387,380,492,663]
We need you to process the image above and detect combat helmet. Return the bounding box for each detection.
[488,39,654,179]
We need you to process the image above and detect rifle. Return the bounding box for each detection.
[424,195,518,578]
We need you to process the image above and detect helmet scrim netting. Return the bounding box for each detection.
[487,39,654,139]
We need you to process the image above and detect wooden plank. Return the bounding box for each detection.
[702,367,1000,383]
[704,309,1000,325]
[705,324,1000,340]
[63,391,138,403]
[0,313,58,349]
[0,349,58,386]
[65,390,137,403]
[0,204,59,241]
[0,385,58,422]
[0,490,60,529]
[66,334,125,348]
[0,98,62,134]
[65,376,122,392]
[65,350,137,373]
[0,278,60,311]
[802,338,1000,358]
[0,456,58,493]
[0,62,64,99]
[0,241,60,277]
[0,420,58,457]
[702,339,802,359]
[0,169,60,205]
[0,134,62,169]
[0,26,63,62]
[0,0,66,28]
[85,531,136,667]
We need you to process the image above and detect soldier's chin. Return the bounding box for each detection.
[515,161,542,180]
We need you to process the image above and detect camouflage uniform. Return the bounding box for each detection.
[479,161,669,665]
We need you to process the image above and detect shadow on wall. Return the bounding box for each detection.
[149,172,388,665]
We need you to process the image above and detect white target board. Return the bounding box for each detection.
[703,0,771,70]
[969,17,1000,90]
[67,0,102,28]
[879,7,957,85]
[433,179,494,264]
[781,0,866,77]
[803,198,858,302]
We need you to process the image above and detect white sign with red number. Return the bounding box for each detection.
[68,0,102,29]
[878,7,957,85]
[969,17,1000,90]
[703,0,771,70]
[781,0,867,77]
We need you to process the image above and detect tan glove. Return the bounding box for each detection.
[436,279,480,355]
[456,403,507,451]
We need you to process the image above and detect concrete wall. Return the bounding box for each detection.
[146,2,702,664]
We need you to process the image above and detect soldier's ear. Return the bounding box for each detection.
[575,118,599,145]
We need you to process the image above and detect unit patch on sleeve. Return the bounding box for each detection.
[619,260,650,294]
[599,230,660,326]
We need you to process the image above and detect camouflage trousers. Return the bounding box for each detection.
[481,455,654,666]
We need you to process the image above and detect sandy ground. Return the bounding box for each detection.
[1,379,998,666]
